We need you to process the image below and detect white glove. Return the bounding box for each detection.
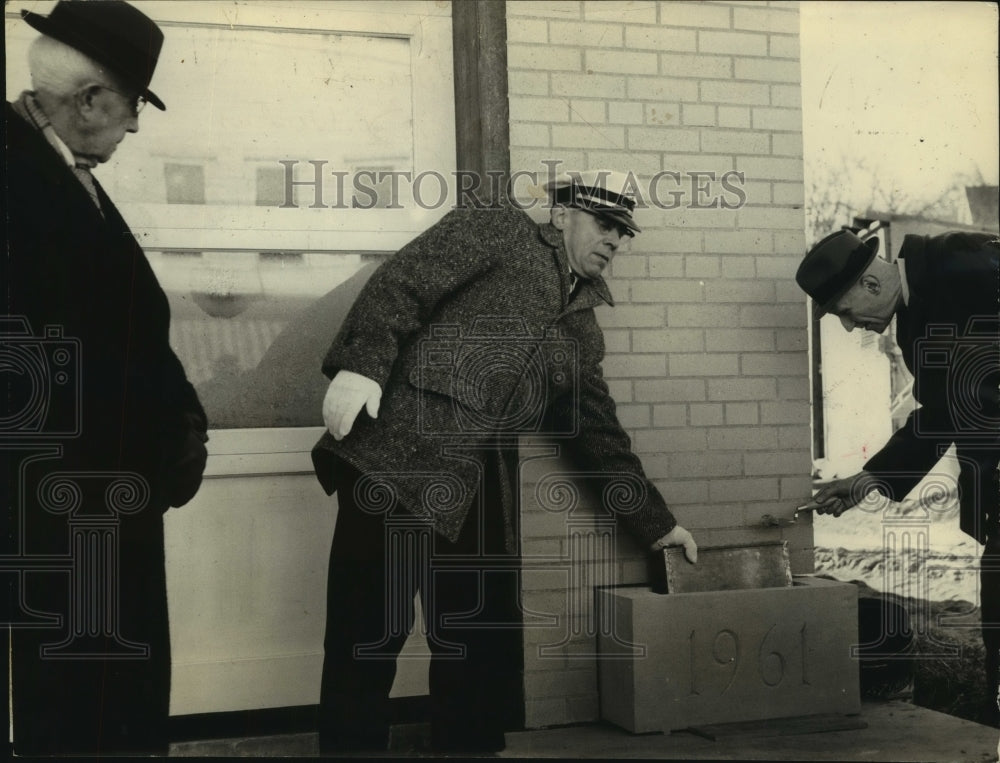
[322,370,381,441]
[650,525,698,564]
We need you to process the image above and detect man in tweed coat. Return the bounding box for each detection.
[312,170,697,752]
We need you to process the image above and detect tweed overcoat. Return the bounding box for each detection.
[3,101,206,753]
[311,205,677,550]
[862,232,1000,543]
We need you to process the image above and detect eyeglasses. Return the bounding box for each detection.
[593,215,635,240]
[95,85,147,116]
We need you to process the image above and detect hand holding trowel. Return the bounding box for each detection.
[760,471,880,527]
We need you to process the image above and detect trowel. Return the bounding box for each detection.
[759,504,814,528]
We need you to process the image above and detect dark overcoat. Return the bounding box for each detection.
[2,102,206,754]
[311,205,678,551]
[863,232,1000,542]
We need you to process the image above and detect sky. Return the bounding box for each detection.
[799,0,999,217]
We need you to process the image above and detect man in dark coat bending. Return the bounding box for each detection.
[312,170,698,753]
[797,227,1000,725]
[2,1,208,755]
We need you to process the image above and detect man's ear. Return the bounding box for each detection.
[550,205,570,231]
[860,273,881,295]
[74,84,102,117]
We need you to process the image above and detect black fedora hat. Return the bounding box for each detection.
[21,1,166,111]
[796,228,880,316]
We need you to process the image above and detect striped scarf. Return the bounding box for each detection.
[12,90,103,215]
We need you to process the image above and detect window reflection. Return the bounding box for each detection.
[106,26,414,208]
[6,4,442,431]
[148,252,386,429]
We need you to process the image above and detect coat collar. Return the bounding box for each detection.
[538,221,615,308]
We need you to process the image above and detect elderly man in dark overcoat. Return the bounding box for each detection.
[797,228,1000,725]
[311,170,698,753]
[2,1,208,755]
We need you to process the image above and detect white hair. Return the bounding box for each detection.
[27,35,111,98]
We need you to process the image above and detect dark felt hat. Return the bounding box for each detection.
[21,0,166,111]
[545,170,641,234]
[796,229,881,316]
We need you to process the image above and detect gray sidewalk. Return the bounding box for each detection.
[169,700,999,761]
[500,700,999,761]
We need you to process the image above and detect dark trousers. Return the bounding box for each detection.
[982,534,1000,726]
[319,458,523,753]
[7,499,171,756]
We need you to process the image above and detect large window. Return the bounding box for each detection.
[5,0,456,430]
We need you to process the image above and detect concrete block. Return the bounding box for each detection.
[583,0,656,24]
[665,54,732,81]
[551,73,625,99]
[549,21,624,48]
[771,83,802,108]
[752,106,804,132]
[510,96,571,122]
[587,49,658,75]
[735,58,801,83]
[552,124,626,149]
[625,26,697,54]
[632,329,703,354]
[669,353,739,377]
[736,156,803,181]
[589,150,661,176]
[698,30,768,56]
[508,44,581,72]
[509,71,550,96]
[718,106,751,128]
[609,101,644,124]
[769,33,801,60]
[725,402,759,425]
[705,328,774,352]
[627,77,700,103]
[660,541,791,593]
[700,79,768,106]
[634,378,706,403]
[659,2,732,30]
[717,255,764,279]
[707,377,776,401]
[668,452,742,478]
[510,123,550,148]
[569,99,608,124]
[772,135,805,160]
[633,427,706,453]
[651,403,688,428]
[507,18,548,44]
[643,101,681,127]
[734,6,799,34]
[667,304,739,328]
[701,129,770,155]
[689,402,724,426]
[596,576,861,732]
[628,127,700,152]
[507,1,581,20]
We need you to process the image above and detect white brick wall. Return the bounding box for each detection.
[507,0,808,730]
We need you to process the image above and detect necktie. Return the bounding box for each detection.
[73,163,104,215]
[569,270,582,299]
